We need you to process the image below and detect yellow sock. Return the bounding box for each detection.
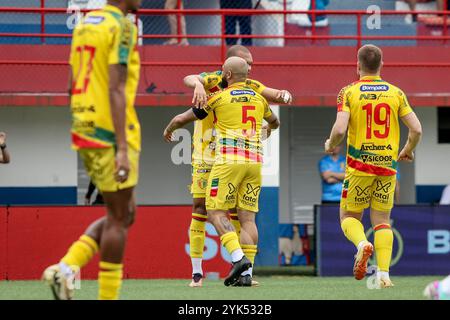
[220,232,242,256]
[61,235,99,270]
[242,244,257,265]
[341,217,367,248]
[374,224,393,272]
[98,261,123,300]
[229,213,241,238]
[190,213,207,258]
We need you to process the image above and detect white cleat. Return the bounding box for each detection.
[42,264,76,300]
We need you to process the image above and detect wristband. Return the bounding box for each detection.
[0,144,6,150]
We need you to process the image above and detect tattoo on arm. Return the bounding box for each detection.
[220,217,235,232]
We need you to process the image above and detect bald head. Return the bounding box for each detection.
[222,56,249,85]
[226,45,253,73]
[358,44,383,74]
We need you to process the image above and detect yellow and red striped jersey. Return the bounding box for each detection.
[338,75,413,176]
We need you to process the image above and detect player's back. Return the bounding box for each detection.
[206,82,271,164]
[339,76,413,176]
[70,5,141,151]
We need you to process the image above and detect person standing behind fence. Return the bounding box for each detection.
[164,0,189,46]
[0,132,10,164]
[220,0,253,46]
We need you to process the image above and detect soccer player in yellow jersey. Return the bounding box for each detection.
[42,0,142,300]
[183,45,291,287]
[325,45,422,288]
[164,56,280,287]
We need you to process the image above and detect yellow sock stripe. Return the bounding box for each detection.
[192,213,208,221]
[80,235,99,253]
[99,261,123,271]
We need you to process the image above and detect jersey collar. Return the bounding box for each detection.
[103,4,124,17]
[227,81,247,89]
[359,75,383,82]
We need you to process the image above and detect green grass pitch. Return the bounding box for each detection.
[0,276,437,300]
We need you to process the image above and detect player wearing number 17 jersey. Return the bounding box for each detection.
[43,0,142,300]
[325,45,422,288]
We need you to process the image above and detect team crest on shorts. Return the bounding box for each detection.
[197,178,208,190]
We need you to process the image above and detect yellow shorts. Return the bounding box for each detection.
[206,162,262,213]
[190,163,213,199]
[79,147,140,193]
[340,173,396,213]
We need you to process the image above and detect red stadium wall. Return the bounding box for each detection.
[2,45,450,106]
[0,206,230,280]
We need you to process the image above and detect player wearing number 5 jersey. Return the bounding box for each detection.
[164,57,280,287]
[43,0,142,300]
[325,45,422,288]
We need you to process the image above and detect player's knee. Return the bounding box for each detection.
[126,206,136,228]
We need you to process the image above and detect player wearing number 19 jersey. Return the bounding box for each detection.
[325,45,422,288]
[43,1,142,300]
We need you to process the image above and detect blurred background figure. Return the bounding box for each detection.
[318,144,345,204]
[0,132,10,164]
[220,0,253,46]
[164,0,189,46]
[85,180,105,206]
[439,183,450,204]
[404,0,417,23]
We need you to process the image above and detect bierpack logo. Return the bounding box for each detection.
[360,84,389,92]
[210,178,219,197]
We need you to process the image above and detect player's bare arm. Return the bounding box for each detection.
[109,64,129,183]
[0,132,10,164]
[398,112,423,162]
[325,111,350,153]
[261,87,293,105]
[261,111,280,141]
[163,108,200,142]
[184,74,207,108]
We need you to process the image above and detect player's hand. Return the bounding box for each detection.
[192,83,207,108]
[324,139,335,154]
[277,90,292,104]
[261,125,272,141]
[115,148,130,183]
[0,132,6,146]
[398,147,414,162]
[163,129,175,143]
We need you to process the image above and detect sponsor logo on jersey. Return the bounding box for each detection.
[361,143,392,151]
[361,154,393,166]
[230,90,255,96]
[83,16,105,25]
[231,96,250,103]
[360,84,389,92]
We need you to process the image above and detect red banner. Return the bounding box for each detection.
[2,206,230,280]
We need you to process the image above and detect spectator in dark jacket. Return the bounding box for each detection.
[220,0,253,46]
